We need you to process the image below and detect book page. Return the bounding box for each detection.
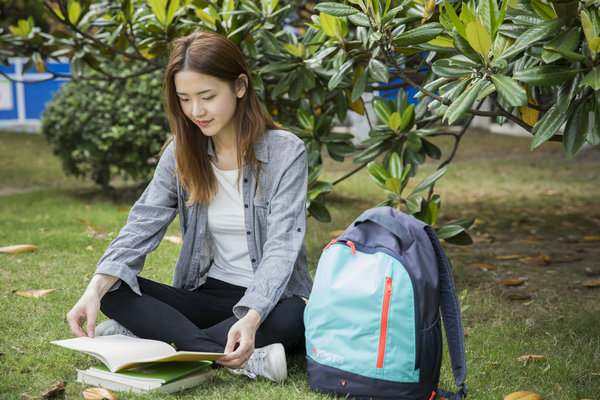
[52,335,177,372]
[52,335,224,372]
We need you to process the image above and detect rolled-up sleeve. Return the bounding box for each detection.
[95,142,178,295]
[234,135,308,320]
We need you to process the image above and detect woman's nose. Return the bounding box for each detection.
[192,101,205,118]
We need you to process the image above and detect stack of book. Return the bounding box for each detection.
[52,334,224,393]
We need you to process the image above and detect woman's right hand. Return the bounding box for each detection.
[66,273,119,337]
[67,290,101,337]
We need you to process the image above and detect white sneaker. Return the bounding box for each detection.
[94,319,137,337]
[228,343,287,383]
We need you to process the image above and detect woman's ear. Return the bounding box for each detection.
[235,74,248,99]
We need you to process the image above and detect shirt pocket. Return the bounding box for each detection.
[253,197,269,228]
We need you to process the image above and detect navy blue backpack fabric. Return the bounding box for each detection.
[304,207,467,400]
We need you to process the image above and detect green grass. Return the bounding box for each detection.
[1,130,599,399]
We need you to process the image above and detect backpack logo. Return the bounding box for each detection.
[311,347,344,364]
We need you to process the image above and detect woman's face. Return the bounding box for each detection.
[174,70,247,140]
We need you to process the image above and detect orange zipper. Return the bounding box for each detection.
[377,277,393,369]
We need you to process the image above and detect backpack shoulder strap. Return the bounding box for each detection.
[424,226,468,399]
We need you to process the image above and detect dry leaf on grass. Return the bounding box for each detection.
[82,387,115,400]
[583,234,600,242]
[329,230,345,237]
[500,279,524,286]
[517,354,547,365]
[40,381,66,398]
[519,253,551,265]
[86,225,107,233]
[16,289,57,298]
[0,245,38,254]
[163,236,183,245]
[507,295,532,301]
[117,206,129,212]
[74,217,91,225]
[496,254,521,260]
[469,262,496,270]
[504,391,543,400]
[582,279,600,288]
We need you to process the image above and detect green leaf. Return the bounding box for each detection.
[530,105,569,150]
[308,163,323,185]
[531,0,557,20]
[68,0,82,23]
[412,167,447,195]
[454,32,483,64]
[352,69,368,102]
[297,108,314,130]
[581,9,595,45]
[563,103,588,158]
[283,43,303,57]
[444,1,466,40]
[319,12,338,37]
[148,0,167,26]
[589,37,600,53]
[542,28,581,63]
[444,80,483,124]
[441,230,473,245]
[385,177,403,193]
[466,21,492,57]
[490,75,528,107]
[368,58,389,83]
[399,104,414,131]
[436,224,466,240]
[367,161,390,189]
[328,60,353,90]
[514,65,579,87]
[388,112,401,130]
[501,17,568,60]
[579,67,600,90]
[373,97,392,124]
[393,23,444,47]
[166,0,180,25]
[315,2,358,16]
[477,0,497,36]
[308,200,331,222]
[388,152,402,179]
[431,58,472,78]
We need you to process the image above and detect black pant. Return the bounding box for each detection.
[100,277,306,353]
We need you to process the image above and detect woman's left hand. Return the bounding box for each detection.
[217,309,261,369]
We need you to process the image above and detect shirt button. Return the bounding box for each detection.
[251,258,256,263]
[243,178,248,183]
[297,228,302,232]
[246,231,251,235]
[244,204,248,208]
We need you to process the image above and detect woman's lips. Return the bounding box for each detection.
[197,120,211,127]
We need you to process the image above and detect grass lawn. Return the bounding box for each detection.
[1,130,599,400]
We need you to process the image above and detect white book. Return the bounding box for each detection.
[51,335,224,372]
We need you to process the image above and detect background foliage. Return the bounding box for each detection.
[2,0,599,242]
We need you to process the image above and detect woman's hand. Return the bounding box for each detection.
[217,309,261,369]
[66,274,119,337]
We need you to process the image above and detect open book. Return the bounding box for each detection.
[51,335,224,372]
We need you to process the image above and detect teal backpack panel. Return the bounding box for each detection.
[304,243,419,382]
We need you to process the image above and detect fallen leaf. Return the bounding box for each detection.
[82,387,115,400]
[507,295,532,301]
[517,354,547,365]
[500,279,524,286]
[75,217,91,225]
[85,245,94,251]
[16,289,57,298]
[496,254,521,260]
[40,381,66,398]
[0,245,38,254]
[519,253,550,265]
[582,279,600,288]
[117,206,129,212]
[86,225,107,233]
[504,391,542,400]
[584,234,600,242]
[469,262,496,270]
[22,393,36,400]
[329,230,345,237]
[163,236,183,245]
[93,233,108,240]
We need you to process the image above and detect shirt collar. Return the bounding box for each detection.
[206,132,269,164]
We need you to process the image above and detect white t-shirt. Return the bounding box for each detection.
[206,164,254,287]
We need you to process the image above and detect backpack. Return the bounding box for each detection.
[304,207,468,400]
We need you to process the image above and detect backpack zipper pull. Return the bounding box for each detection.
[323,239,337,252]
[346,240,357,256]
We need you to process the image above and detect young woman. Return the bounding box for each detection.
[66,31,313,383]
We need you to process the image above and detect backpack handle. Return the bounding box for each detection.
[354,208,415,248]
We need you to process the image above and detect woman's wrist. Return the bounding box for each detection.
[86,273,119,298]
[244,309,262,329]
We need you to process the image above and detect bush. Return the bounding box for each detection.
[41,64,169,189]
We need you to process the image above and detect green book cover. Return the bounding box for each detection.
[90,361,212,384]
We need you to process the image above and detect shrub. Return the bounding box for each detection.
[41,64,169,189]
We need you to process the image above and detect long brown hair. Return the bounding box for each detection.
[164,31,280,205]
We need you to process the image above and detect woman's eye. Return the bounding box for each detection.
[203,95,215,101]
[179,98,189,102]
